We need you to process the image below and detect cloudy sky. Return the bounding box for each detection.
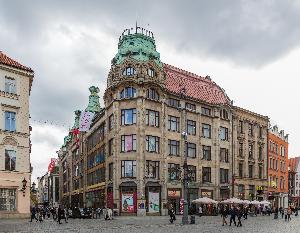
[1,0,300,182]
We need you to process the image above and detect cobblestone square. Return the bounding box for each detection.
[1,215,300,233]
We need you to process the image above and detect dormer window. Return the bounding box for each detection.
[147,68,155,77]
[146,88,159,101]
[220,109,229,120]
[120,87,137,99]
[123,67,136,76]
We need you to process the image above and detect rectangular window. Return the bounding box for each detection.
[146,109,159,127]
[121,160,136,178]
[220,148,229,163]
[249,164,253,178]
[220,168,229,184]
[187,120,196,135]
[258,146,263,161]
[220,127,229,141]
[108,114,114,130]
[259,166,263,179]
[186,142,196,158]
[121,135,137,152]
[5,77,16,94]
[259,126,263,138]
[248,123,253,136]
[202,145,211,161]
[249,144,253,159]
[108,139,114,156]
[121,109,136,125]
[185,102,196,111]
[168,140,180,156]
[0,188,16,211]
[239,163,243,178]
[201,107,211,116]
[188,165,196,182]
[109,163,113,180]
[239,143,243,157]
[168,98,180,108]
[5,150,16,171]
[202,167,211,182]
[239,120,243,133]
[168,115,180,132]
[202,123,211,138]
[145,161,160,179]
[168,163,181,181]
[5,111,16,131]
[146,135,160,153]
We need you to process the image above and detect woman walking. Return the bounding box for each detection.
[287,207,292,221]
[221,206,228,226]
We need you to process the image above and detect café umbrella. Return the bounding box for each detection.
[192,197,218,204]
[250,200,261,205]
[221,197,244,204]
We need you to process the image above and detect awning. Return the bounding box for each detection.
[145,181,161,187]
[119,181,137,187]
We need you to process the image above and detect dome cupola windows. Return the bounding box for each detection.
[123,66,136,76]
[120,87,137,99]
[146,88,159,101]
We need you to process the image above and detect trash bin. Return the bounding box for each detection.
[190,215,195,224]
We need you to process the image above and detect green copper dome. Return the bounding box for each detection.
[85,86,101,113]
[113,26,162,68]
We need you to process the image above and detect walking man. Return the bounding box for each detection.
[221,206,228,226]
[30,206,38,222]
[287,207,292,221]
[229,206,237,226]
[57,205,63,224]
[237,207,243,227]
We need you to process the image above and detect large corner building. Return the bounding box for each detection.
[58,27,269,216]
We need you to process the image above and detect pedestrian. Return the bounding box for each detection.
[229,206,237,226]
[38,208,43,222]
[30,206,38,222]
[198,206,202,217]
[57,205,63,224]
[274,207,278,219]
[237,207,243,227]
[284,208,288,221]
[96,207,102,218]
[64,206,68,223]
[168,204,176,223]
[287,207,292,221]
[220,206,228,226]
[243,206,248,220]
[295,206,298,216]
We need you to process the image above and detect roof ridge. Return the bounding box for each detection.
[163,63,211,83]
[0,51,33,72]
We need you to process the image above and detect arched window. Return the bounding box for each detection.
[147,68,155,77]
[123,67,136,76]
[120,87,137,99]
[146,88,159,100]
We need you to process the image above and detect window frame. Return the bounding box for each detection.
[186,120,196,135]
[121,134,137,152]
[168,140,180,156]
[121,108,137,125]
[202,123,211,138]
[145,109,160,127]
[202,167,211,183]
[146,135,160,153]
[168,115,180,132]
[121,160,137,178]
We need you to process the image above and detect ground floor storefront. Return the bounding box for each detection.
[0,172,31,218]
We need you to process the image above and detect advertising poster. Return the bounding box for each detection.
[148,192,160,213]
[122,193,134,212]
[79,111,95,132]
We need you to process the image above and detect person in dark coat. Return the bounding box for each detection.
[57,205,64,224]
[229,206,237,226]
[30,206,38,222]
[243,207,248,220]
[220,206,228,226]
[237,207,243,227]
[168,204,176,223]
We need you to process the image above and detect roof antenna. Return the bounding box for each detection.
[135,21,138,34]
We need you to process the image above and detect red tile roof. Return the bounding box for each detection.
[164,63,230,105]
[0,51,33,72]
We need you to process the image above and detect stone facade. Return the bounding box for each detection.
[232,106,269,201]
[58,27,269,216]
[0,52,34,218]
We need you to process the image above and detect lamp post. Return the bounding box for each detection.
[180,87,189,225]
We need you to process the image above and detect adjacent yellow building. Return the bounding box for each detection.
[0,51,34,218]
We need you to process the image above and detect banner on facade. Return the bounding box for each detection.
[148,192,160,213]
[122,193,134,212]
[79,111,95,132]
[48,158,56,173]
[180,198,184,214]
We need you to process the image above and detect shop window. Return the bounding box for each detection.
[0,189,16,211]
[168,115,180,132]
[121,109,136,125]
[121,160,136,178]
[168,140,180,156]
[146,109,159,127]
[145,161,159,179]
[121,135,137,152]
[146,135,160,153]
